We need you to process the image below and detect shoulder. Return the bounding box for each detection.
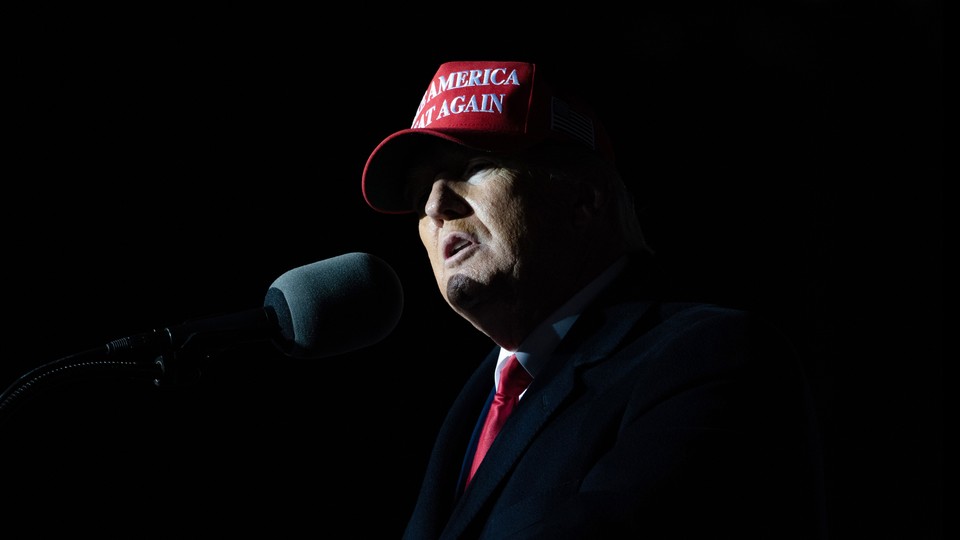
[663,301,791,346]
[658,302,775,340]
[624,301,800,377]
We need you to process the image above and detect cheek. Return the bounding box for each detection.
[418,219,446,277]
[418,220,434,255]
[482,195,534,252]
[417,219,430,248]
[497,211,528,253]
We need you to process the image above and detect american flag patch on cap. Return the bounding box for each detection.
[550,97,596,151]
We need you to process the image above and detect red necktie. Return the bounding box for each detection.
[465,354,533,488]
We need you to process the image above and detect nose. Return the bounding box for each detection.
[424,179,470,222]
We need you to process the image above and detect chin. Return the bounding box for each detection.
[446,273,486,310]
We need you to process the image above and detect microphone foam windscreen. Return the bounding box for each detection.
[264,252,404,359]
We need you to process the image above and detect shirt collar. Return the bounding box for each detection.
[494,255,628,388]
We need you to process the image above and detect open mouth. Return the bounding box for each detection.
[443,232,477,261]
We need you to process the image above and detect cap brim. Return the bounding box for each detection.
[361,129,535,214]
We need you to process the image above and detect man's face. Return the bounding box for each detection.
[406,144,580,335]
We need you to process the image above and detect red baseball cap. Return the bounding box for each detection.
[361,60,615,214]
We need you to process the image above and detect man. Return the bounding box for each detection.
[362,61,827,539]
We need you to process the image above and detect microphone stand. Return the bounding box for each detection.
[0,347,160,426]
[0,319,263,425]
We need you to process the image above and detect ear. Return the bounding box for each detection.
[573,183,605,226]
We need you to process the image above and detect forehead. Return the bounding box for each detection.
[401,142,525,209]
[406,141,488,180]
[401,142,502,199]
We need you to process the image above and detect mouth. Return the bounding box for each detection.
[442,232,478,263]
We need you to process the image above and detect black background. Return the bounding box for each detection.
[3,2,941,538]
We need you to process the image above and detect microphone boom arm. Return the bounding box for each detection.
[0,307,279,424]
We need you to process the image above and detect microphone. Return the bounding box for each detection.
[0,252,403,419]
[264,252,404,359]
[125,251,405,360]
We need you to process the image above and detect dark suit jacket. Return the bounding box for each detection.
[403,255,828,539]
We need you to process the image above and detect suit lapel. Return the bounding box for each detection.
[441,288,659,539]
